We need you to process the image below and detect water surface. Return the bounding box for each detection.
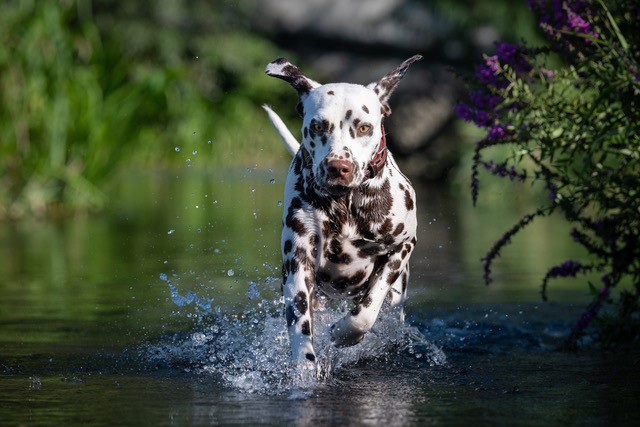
[1,168,637,426]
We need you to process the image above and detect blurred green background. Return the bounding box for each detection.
[0,0,539,219]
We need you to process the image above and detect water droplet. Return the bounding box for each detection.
[192,131,197,136]
[207,140,212,144]
[192,150,198,155]
[277,201,283,206]
[175,147,181,152]
[227,269,235,277]
[186,159,191,167]
[159,273,168,281]
[269,179,275,184]
[167,229,175,235]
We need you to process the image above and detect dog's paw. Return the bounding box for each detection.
[330,318,366,347]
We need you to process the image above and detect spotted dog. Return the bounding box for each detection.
[263,55,421,364]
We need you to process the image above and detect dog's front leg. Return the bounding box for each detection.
[283,270,316,364]
[330,246,412,347]
[389,264,410,323]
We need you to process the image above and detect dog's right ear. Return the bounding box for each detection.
[265,58,321,98]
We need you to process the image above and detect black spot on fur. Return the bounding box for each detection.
[322,220,332,238]
[379,218,393,235]
[306,353,316,362]
[284,258,299,275]
[393,223,405,236]
[327,90,335,95]
[290,217,307,236]
[345,110,352,120]
[328,239,352,264]
[294,247,308,267]
[387,271,401,285]
[290,197,303,210]
[316,270,331,286]
[283,239,292,254]
[352,269,367,285]
[301,320,311,336]
[285,305,298,327]
[293,155,303,175]
[295,291,308,316]
[404,189,414,211]
[362,105,369,114]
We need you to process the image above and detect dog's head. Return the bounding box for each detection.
[266,56,422,196]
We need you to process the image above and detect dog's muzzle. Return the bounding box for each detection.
[321,158,356,195]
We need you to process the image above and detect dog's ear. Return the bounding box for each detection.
[368,55,422,117]
[265,58,321,97]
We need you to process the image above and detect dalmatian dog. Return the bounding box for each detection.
[263,55,421,364]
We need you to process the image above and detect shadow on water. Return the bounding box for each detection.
[1,168,639,426]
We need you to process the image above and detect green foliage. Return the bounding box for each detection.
[457,0,640,347]
[0,0,293,218]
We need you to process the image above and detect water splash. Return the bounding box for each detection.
[142,280,446,396]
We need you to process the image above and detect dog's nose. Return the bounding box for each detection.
[326,159,353,181]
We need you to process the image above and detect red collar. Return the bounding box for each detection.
[365,124,388,179]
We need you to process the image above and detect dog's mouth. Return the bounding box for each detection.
[325,184,351,196]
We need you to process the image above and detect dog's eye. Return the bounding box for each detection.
[311,121,325,133]
[357,124,372,136]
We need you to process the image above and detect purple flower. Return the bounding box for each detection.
[454,103,496,128]
[473,110,493,127]
[533,0,599,51]
[567,9,590,33]
[488,124,506,140]
[476,55,508,88]
[454,103,473,122]
[567,8,599,42]
[482,159,527,181]
[541,68,555,80]
[470,90,503,109]
[495,42,533,73]
[547,260,583,279]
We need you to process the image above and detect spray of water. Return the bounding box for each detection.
[144,273,446,397]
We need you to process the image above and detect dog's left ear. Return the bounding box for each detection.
[265,58,321,98]
[368,55,422,117]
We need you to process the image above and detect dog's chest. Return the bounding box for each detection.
[314,200,394,300]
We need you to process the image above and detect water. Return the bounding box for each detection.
[1,169,638,426]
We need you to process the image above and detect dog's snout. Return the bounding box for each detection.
[327,160,353,180]
[327,159,353,180]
